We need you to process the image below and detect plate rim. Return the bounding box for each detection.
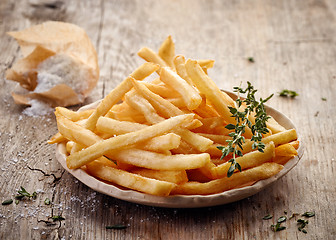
[55,90,304,208]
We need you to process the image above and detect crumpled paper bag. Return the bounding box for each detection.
[6,21,99,107]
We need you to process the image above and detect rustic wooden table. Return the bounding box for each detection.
[0,0,335,239]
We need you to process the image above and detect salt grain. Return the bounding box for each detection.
[22,100,53,117]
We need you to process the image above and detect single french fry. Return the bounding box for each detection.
[55,107,94,122]
[142,82,180,98]
[48,132,66,144]
[272,143,298,165]
[197,59,214,69]
[175,128,213,152]
[138,47,168,70]
[266,116,287,134]
[86,161,175,196]
[66,114,194,169]
[66,141,74,154]
[160,67,202,110]
[289,140,300,149]
[96,117,145,135]
[174,55,194,85]
[131,168,188,184]
[213,142,276,178]
[130,62,159,80]
[185,59,236,124]
[197,133,231,145]
[241,129,298,154]
[112,148,210,170]
[158,35,175,68]
[171,162,283,195]
[139,133,181,152]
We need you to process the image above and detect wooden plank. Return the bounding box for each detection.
[0,0,335,239]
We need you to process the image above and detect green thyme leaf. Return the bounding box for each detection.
[262,214,273,220]
[44,198,51,205]
[247,57,255,63]
[271,223,286,232]
[321,97,327,101]
[106,224,127,230]
[302,211,315,218]
[279,89,299,98]
[277,216,287,223]
[15,186,37,201]
[2,199,13,205]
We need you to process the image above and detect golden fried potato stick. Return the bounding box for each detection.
[185,59,236,124]
[112,149,210,170]
[142,82,180,98]
[66,114,194,169]
[174,55,194,85]
[131,168,188,184]
[171,162,283,195]
[54,107,95,121]
[130,62,159,80]
[197,59,215,69]
[48,132,66,144]
[160,67,202,110]
[272,143,298,165]
[138,47,168,70]
[197,133,231,145]
[86,161,175,196]
[241,129,297,154]
[266,116,287,134]
[158,35,175,68]
[213,142,276,178]
[138,133,181,152]
[96,117,145,135]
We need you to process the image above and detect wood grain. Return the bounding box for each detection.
[0,0,335,239]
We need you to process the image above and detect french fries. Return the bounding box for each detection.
[51,36,299,197]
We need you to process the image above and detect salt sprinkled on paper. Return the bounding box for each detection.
[22,99,53,117]
[35,53,89,95]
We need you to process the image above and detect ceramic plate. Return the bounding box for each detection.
[55,91,304,208]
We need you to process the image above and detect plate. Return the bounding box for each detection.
[55,91,304,208]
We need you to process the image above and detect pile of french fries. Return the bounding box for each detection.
[49,36,299,196]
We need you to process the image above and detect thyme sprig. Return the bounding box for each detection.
[217,82,273,177]
[15,186,37,201]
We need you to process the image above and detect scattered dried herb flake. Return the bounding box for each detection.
[106,224,127,230]
[2,199,13,205]
[263,214,273,220]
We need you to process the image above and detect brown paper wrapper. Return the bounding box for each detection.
[6,21,99,107]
